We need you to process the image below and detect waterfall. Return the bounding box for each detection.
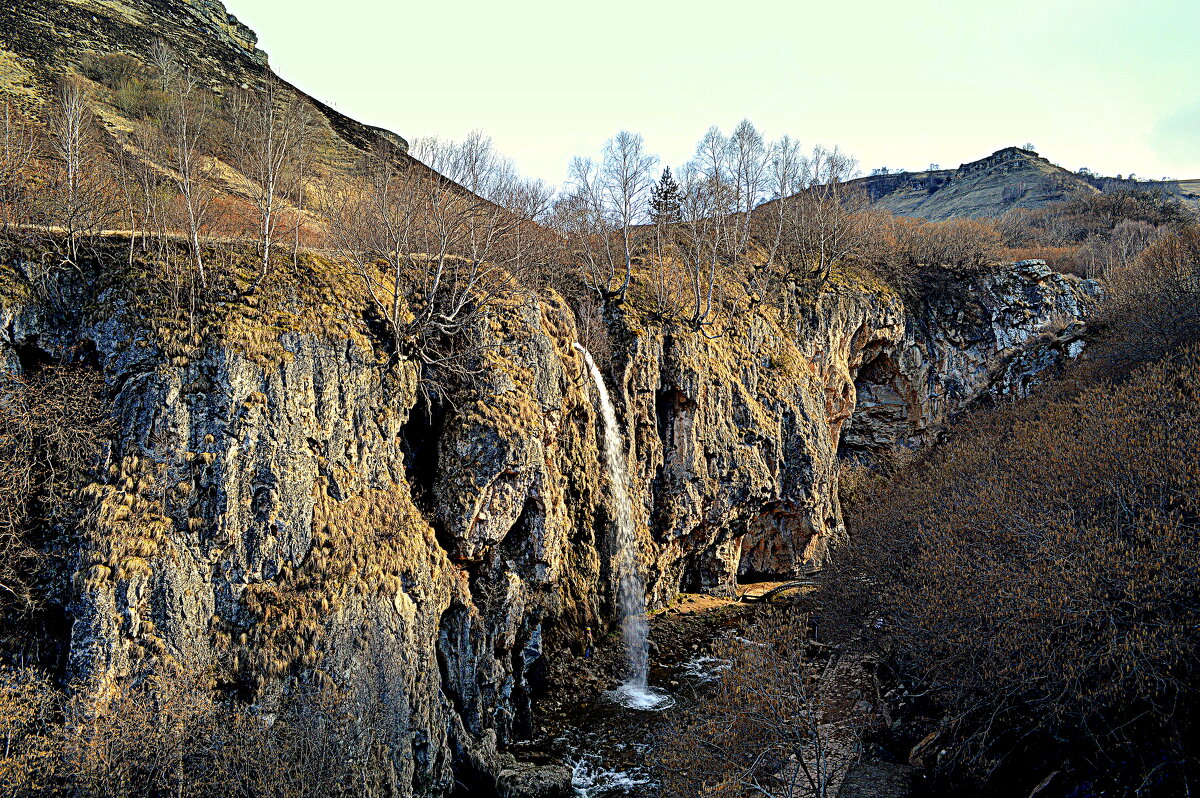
[573,343,672,711]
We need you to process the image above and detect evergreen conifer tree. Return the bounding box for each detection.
[650,166,682,224]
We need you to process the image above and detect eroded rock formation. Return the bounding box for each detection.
[0,254,1098,795]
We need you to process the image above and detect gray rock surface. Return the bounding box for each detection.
[0,255,1097,796]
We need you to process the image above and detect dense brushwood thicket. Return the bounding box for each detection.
[654,607,865,798]
[835,233,1200,796]
[0,665,409,796]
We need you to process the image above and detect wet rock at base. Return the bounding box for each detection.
[496,762,574,798]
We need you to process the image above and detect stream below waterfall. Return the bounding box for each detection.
[552,346,827,794]
[514,585,809,796]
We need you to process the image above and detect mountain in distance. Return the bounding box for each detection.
[851,146,1200,220]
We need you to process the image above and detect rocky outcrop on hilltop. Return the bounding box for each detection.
[849,148,1091,220]
[181,0,266,65]
[0,248,1098,796]
[847,147,1198,220]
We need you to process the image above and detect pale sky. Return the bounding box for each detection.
[226,0,1200,188]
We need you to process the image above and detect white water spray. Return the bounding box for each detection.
[573,343,671,711]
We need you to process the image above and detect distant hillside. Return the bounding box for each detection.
[853,147,1200,220]
[0,0,408,153]
[0,0,434,243]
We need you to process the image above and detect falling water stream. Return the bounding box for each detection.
[573,343,673,712]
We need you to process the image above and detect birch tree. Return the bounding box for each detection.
[792,145,868,282]
[45,80,115,262]
[230,82,315,278]
[152,53,216,286]
[602,130,657,299]
[558,131,657,300]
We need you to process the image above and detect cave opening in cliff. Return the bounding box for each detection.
[400,391,446,524]
[12,339,54,375]
[836,350,905,462]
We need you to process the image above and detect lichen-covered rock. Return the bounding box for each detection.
[842,260,1102,457]
[0,251,1096,796]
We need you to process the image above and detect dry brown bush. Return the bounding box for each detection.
[839,343,1200,796]
[0,364,111,650]
[998,190,1194,251]
[890,217,1002,272]
[0,666,407,797]
[1101,225,1200,366]
[1000,244,1082,275]
[655,608,862,798]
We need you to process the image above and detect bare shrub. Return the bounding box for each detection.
[79,53,144,90]
[843,344,1200,796]
[1102,224,1200,365]
[655,608,860,798]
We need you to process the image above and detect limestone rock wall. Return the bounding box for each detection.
[841,260,1103,456]
[0,256,1097,796]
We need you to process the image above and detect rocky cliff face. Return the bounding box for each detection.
[0,251,1098,795]
[842,259,1100,455]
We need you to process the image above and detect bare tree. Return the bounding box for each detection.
[325,141,421,361]
[602,130,657,299]
[670,125,750,332]
[772,145,870,283]
[656,609,861,798]
[287,106,319,272]
[230,81,315,279]
[488,168,558,289]
[123,117,183,302]
[44,80,115,262]
[150,51,216,286]
[727,119,769,263]
[416,131,533,280]
[327,132,549,384]
[675,158,732,331]
[0,102,36,234]
[107,139,141,267]
[148,38,181,94]
[557,156,620,297]
[557,131,656,300]
[760,135,805,275]
[406,133,544,364]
